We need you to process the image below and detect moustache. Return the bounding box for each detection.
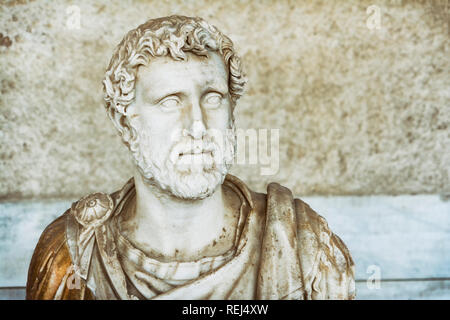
[169,137,220,165]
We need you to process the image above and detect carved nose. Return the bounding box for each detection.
[183,100,206,139]
[184,120,206,140]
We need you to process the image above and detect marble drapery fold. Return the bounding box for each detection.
[26,174,355,300]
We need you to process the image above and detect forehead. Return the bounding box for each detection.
[136,51,228,93]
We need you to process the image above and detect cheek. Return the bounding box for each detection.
[137,110,182,136]
[136,113,184,156]
[206,104,232,130]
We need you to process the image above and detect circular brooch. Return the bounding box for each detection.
[71,192,114,228]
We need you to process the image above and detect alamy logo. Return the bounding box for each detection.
[366,5,381,30]
[366,265,381,290]
[66,5,81,30]
[66,265,81,290]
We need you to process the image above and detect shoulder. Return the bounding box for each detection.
[25,191,115,299]
[26,211,73,299]
[294,198,356,299]
[263,181,354,269]
[295,198,355,270]
[265,182,356,299]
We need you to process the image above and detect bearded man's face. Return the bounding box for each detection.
[126,52,236,199]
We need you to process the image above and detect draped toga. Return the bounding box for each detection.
[26,174,355,300]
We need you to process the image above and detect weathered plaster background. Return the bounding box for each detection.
[0,0,449,199]
[0,0,449,300]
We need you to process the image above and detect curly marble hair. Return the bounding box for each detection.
[103,15,246,124]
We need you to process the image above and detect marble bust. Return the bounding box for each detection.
[26,15,355,300]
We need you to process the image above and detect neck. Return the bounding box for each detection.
[119,168,238,262]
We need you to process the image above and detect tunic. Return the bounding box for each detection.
[26,174,355,300]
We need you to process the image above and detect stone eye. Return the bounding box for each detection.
[160,97,181,109]
[204,92,222,108]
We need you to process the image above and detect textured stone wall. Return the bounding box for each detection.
[0,0,448,199]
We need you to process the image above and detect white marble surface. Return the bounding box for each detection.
[0,195,449,299]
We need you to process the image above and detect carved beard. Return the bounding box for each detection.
[128,124,236,200]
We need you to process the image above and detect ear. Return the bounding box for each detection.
[108,107,134,146]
